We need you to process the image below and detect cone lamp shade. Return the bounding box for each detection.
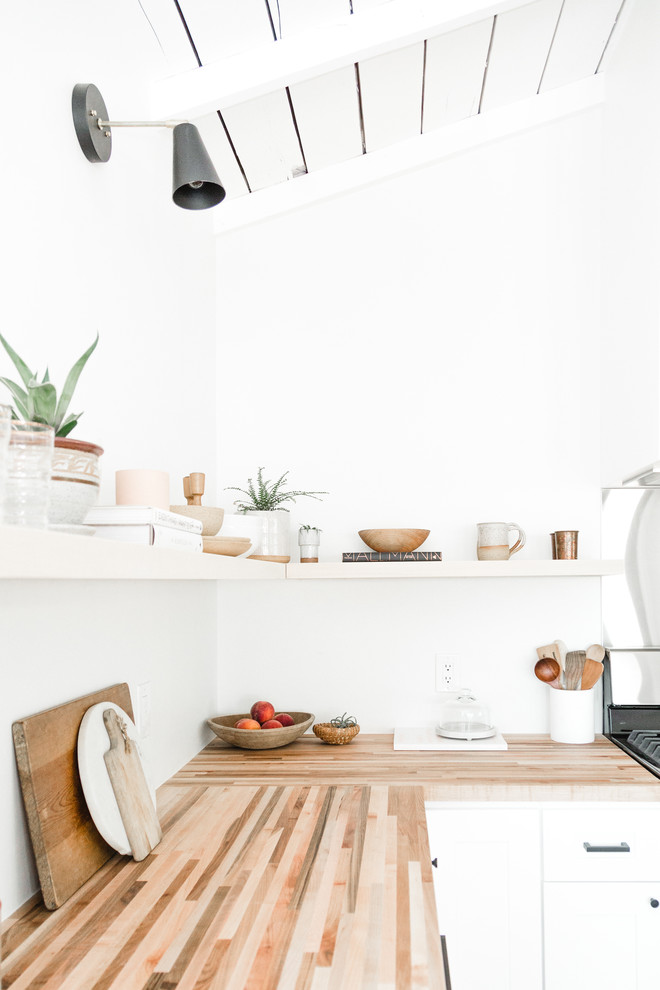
[172,123,226,210]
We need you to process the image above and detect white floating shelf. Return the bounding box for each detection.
[285,560,623,579]
[0,526,285,581]
[0,527,623,582]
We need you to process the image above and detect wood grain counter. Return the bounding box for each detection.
[3,734,658,989]
[172,733,660,801]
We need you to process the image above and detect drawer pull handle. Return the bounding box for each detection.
[651,899,659,909]
[583,842,630,853]
[431,858,438,868]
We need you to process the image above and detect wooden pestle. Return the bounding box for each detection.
[183,473,205,506]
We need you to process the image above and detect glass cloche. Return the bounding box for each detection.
[435,690,496,740]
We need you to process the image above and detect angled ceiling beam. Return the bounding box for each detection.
[150,0,538,119]
[211,74,605,235]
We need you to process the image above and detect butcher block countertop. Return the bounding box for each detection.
[3,734,659,990]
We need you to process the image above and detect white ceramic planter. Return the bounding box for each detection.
[298,528,321,563]
[244,509,291,563]
[49,438,104,528]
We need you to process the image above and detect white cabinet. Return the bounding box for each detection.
[426,802,660,990]
[542,806,660,990]
[544,882,660,989]
[425,806,543,990]
[542,807,660,882]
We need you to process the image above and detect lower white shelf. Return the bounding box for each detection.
[285,559,623,579]
[0,525,286,580]
[0,526,623,581]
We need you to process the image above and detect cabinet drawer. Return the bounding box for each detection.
[543,808,660,882]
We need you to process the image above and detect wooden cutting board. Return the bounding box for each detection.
[12,683,134,910]
[103,708,161,861]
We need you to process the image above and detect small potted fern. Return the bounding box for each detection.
[0,334,102,527]
[225,467,326,563]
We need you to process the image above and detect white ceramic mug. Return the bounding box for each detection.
[477,521,526,561]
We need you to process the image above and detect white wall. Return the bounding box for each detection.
[600,0,660,486]
[0,0,218,915]
[214,109,605,733]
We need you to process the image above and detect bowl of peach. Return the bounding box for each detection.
[207,701,314,750]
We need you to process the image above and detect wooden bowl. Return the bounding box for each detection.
[207,712,314,749]
[170,505,224,536]
[313,722,361,745]
[202,536,251,556]
[358,528,430,553]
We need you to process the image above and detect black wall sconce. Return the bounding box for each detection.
[72,83,226,210]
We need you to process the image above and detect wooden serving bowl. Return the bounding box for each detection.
[358,528,430,553]
[170,505,225,536]
[207,712,314,749]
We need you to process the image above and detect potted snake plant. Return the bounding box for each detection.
[0,334,103,527]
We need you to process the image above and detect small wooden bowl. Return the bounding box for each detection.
[203,536,251,556]
[358,528,430,553]
[207,712,314,749]
[313,722,361,745]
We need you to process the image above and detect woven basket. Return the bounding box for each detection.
[313,722,360,745]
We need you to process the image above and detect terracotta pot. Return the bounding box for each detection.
[49,438,104,527]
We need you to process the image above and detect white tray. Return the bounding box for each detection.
[393,727,508,751]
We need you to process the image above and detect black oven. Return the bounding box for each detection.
[603,651,660,779]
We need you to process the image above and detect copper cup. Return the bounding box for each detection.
[553,530,578,560]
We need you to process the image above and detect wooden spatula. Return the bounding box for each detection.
[564,650,586,691]
[585,644,605,662]
[555,640,568,688]
[581,658,604,690]
[537,643,560,663]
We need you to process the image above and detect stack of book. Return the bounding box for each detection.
[342,550,443,562]
[84,506,203,552]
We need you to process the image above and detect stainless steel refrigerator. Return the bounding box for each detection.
[602,484,660,773]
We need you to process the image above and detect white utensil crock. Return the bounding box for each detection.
[549,687,595,744]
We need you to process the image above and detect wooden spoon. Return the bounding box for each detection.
[534,658,562,690]
[585,644,605,662]
[581,658,604,690]
[565,650,586,690]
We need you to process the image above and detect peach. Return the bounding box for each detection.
[261,719,283,730]
[250,701,275,724]
[235,718,261,730]
[274,713,294,727]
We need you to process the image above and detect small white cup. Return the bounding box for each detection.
[549,688,595,744]
[115,469,170,510]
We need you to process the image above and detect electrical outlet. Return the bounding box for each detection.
[136,681,152,738]
[435,654,459,692]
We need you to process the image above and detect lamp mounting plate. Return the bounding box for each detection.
[72,83,111,163]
